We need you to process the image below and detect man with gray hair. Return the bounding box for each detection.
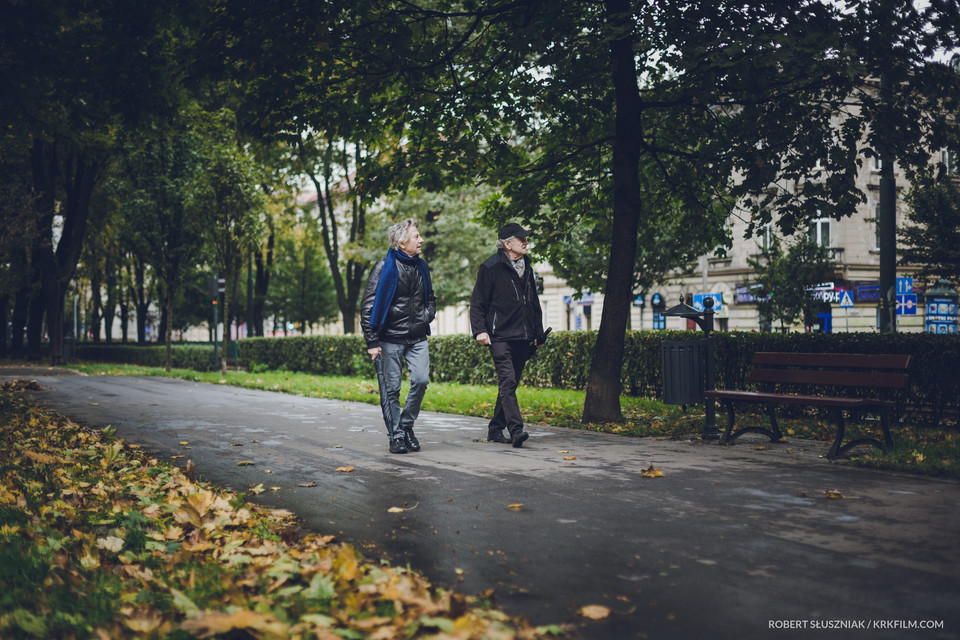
[469,222,546,447]
[361,218,436,454]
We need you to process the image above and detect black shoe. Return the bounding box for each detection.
[404,429,421,452]
[488,431,512,444]
[511,431,529,448]
[389,438,408,454]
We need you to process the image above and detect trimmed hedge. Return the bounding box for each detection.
[75,330,960,428]
[75,343,223,372]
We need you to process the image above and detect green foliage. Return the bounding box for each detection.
[75,344,222,372]
[747,234,837,332]
[901,178,960,287]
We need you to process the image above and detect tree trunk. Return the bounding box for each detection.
[103,257,117,342]
[582,0,644,424]
[10,286,29,357]
[164,279,174,372]
[91,269,102,343]
[0,294,7,357]
[133,257,148,343]
[253,230,273,337]
[31,140,96,364]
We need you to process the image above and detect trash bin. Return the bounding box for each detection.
[661,339,705,405]
[62,335,75,363]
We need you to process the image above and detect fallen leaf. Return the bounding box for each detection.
[387,502,420,513]
[558,450,571,454]
[563,456,576,461]
[507,503,523,511]
[297,481,317,487]
[178,441,189,446]
[824,489,844,499]
[336,466,355,473]
[249,483,265,495]
[579,605,611,620]
[181,610,288,637]
[237,461,255,466]
[640,464,663,478]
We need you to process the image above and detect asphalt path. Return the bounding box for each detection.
[5,366,960,640]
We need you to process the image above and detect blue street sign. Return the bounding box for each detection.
[896,294,917,315]
[896,277,913,295]
[838,291,854,308]
[692,293,723,313]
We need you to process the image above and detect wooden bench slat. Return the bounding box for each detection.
[752,352,912,370]
[705,389,895,409]
[749,369,910,389]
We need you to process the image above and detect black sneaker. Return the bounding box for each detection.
[511,431,529,448]
[389,438,408,454]
[404,429,421,452]
[487,431,512,444]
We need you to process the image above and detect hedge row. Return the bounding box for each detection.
[76,330,960,427]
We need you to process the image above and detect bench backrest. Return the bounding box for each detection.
[749,352,912,390]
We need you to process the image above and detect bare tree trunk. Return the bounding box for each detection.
[582,0,644,424]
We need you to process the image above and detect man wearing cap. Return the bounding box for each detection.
[469,223,546,447]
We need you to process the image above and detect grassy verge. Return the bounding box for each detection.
[62,362,960,479]
[0,384,567,639]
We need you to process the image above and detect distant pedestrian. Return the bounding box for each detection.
[469,223,546,447]
[361,218,436,454]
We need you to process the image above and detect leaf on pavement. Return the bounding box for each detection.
[824,489,844,499]
[336,466,354,473]
[387,502,419,513]
[507,503,523,511]
[579,604,611,620]
[297,481,317,487]
[563,456,576,461]
[249,483,265,495]
[236,461,255,467]
[640,464,663,478]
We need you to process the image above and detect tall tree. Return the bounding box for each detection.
[748,235,837,333]
[108,115,210,370]
[189,110,265,375]
[901,178,960,287]
[0,0,205,362]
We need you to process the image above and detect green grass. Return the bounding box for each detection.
[60,362,960,478]
[65,362,704,438]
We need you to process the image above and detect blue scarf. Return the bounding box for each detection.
[369,248,432,335]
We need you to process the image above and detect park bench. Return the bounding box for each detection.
[703,352,912,459]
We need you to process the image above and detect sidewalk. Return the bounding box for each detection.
[4,365,960,639]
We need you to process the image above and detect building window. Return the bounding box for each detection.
[759,222,774,252]
[871,155,883,173]
[652,312,666,330]
[874,203,881,250]
[943,148,957,176]
[808,216,830,247]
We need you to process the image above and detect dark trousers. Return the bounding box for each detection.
[488,340,532,437]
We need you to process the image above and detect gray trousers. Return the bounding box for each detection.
[375,340,429,440]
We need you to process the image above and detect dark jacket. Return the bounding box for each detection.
[360,257,436,348]
[469,250,543,342]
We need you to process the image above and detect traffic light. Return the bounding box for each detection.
[209,276,225,302]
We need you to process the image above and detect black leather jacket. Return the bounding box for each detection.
[360,256,436,347]
[469,250,543,343]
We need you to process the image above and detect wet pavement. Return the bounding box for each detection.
[3,365,960,639]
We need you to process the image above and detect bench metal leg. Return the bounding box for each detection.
[719,401,736,445]
[827,408,888,459]
[719,401,784,446]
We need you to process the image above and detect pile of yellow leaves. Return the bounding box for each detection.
[0,388,565,639]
